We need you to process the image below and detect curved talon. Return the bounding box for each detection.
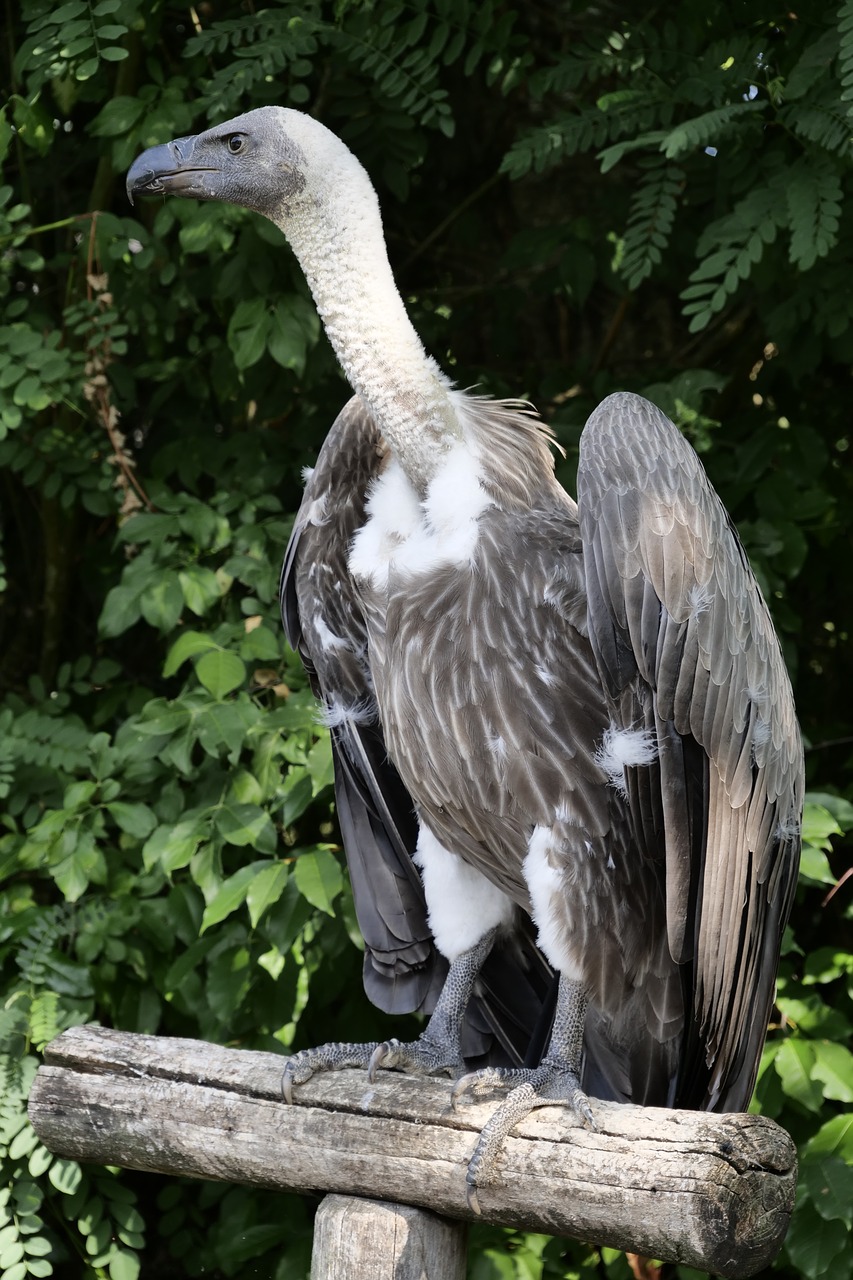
[450,1071,476,1110]
[281,1063,296,1105]
[578,1097,597,1130]
[466,1180,481,1216]
[367,1039,394,1082]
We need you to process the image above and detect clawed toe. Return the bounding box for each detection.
[281,1033,465,1102]
[367,1039,399,1081]
[450,1067,504,1109]
[281,1041,379,1101]
[461,1062,597,1214]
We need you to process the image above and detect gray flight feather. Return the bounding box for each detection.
[577,392,803,1109]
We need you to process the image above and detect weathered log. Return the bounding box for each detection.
[310,1195,466,1280]
[28,1026,796,1278]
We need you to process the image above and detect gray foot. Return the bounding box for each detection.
[281,1030,465,1106]
[368,1032,465,1081]
[282,927,501,1103]
[454,1058,597,1213]
[453,972,595,1213]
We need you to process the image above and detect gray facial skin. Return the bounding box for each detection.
[126,107,306,218]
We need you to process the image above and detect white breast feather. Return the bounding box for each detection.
[524,826,581,977]
[415,824,514,961]
[348,442,491,588]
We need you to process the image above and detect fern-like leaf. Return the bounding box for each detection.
[681,177,787,331]
[503,89,672,179]
[620,161,684,289]
[837,0,853,116]
[660,100,765,160]
[781,99,852,155]
[786,154,843,269]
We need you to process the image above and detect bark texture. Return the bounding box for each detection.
[28,1027,797,1278]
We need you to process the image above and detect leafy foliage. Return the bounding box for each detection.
[1,1,852,1278]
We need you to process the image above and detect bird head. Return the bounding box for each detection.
[126,106,309,218]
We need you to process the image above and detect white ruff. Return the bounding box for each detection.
[523,826,580,977]
[414,825,513,961]
[348,443,491,588]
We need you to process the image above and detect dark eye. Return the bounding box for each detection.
[227,134,247,154]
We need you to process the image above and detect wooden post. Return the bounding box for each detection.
[28,1026,797,1279]
[311,1195,466,1280]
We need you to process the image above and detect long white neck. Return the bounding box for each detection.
[273,116,461,491]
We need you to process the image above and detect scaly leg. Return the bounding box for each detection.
[281,927,499,1101]
[452,973,596,1213]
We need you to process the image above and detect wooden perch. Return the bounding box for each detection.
[29,1026,796,1279]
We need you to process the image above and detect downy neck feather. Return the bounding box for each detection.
[273,112,460,491]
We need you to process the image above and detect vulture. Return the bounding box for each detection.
[127,107,804,1207]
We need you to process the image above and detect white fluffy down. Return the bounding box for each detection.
[348,442,491,588]
[414,824,514,961]
[595,724,659,798]
[316,696,374,728]
[523,826,580,977]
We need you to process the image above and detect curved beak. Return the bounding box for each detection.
[126,136,219,204]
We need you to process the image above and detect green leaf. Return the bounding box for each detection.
[27,1145,52,1177]
[46,0,87,20]
[805,792,853,831]
[108,1246,141,1280]
[195,651,246,698]
[98,584,141,638]
[775,1039,824,1111]
[240,624,281,661]
[215,802,276,850]
[811,1041,853,1102]
[163,629,219,677]
[64,780,97,808]
[784,1203,850,1279]
[802,802,842,850]
[178,566,223,616]
[142,819,207,873]
[293,847,343,916]
[246,861,289,927]
[803,947,853,985]
[267,298,307,373]
[307,734,334,795]
[227,298,269,369]
[798,843,836,886]
[196,700,258,758]
[107,802,157,840]
[88,95,146,137]
[200,862,266,932]
[140,573,183,632]
[803,1156,853,1225]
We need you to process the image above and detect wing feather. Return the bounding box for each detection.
[281,397,442,1016]
[578,391,803,1110]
